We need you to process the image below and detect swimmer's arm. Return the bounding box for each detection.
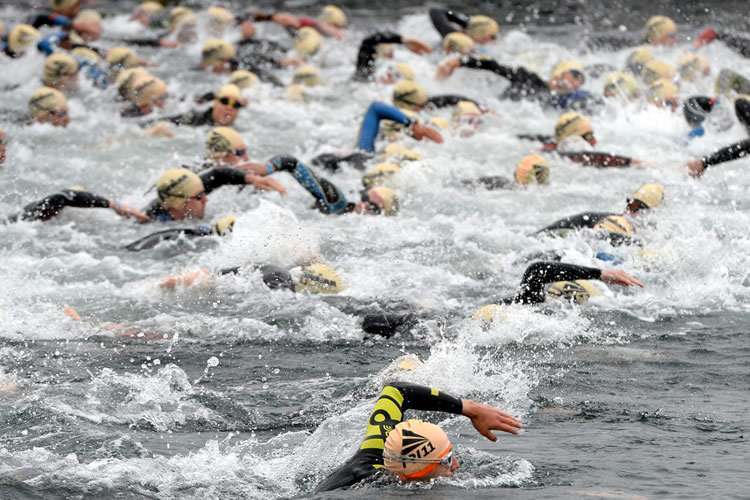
[428,8,470,38]
[426,94,479,108]
[200,167,286,194]
[356,101,411,152]
[699,138,750,172]
[514,261,603,304]
[160,268,211,289]
[458,56,515,80]
[559,151,634,167]
[36,31,66,55]
[716,32,750,58]
[536,212,611,233]
[30,13,71,29]
[354,31,403,80]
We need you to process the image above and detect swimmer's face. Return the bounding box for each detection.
[653,32,677,47]
[183,191,207,219]
[37,108,70,127]
[550,70,584,93]
[131,9,150,27]
[75,21,102,42]
[218,144,248,165]
[57,73,79,93]
[472,33,496,44]
[212,98,240,126]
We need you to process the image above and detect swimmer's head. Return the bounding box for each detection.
[384,419,457,480]
[132,2,164,26]
[549,60,585,93]
[129,74,168,110]
[594,215,634,241]
[71,46,102,65]
[205,126,248,164]
[603,71,640,100]
[641,59,675,85]
[645,15,677,46]
[293,65,322,87]
[362,163,401,188]
[155,168,207,217]
[294,27,322,57]
[229,69,258,89]
[443,32,474,54]
[554,112,595,145]
[471,304,509,326]
[8,24,40,56]
[466,15,499,43]
[383,143,422,161]
[212,84,246,126]
[625,47,654,76]
[50,0,81,17]
[678,52,710,82]
[362,186,399,216]
[294,263,344,294]
[107,47,142,77]
[201,38,237,72]
[213,215,236,236]
[115,67,150,100]
[29,86,70,127]
[43,52,79,91]
[72,9,102,42]
[514,154,550,185]
[452,100,482,133]
[392,80,428,111]
[206,6,235,35]
[627,183,665,213]
[547,280,600,304]
[379,62,415,84]
[319,5,347,28]
[647,78,679,110]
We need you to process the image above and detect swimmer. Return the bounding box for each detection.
[686,138,750,177]
[158,84,246,128]
[124,215,236,251]
[199,39,283,86]
[28,86,70,127]
[428,8,499,44]
[29,0,81,29]
[683,95,749,139]
[353,31,431,81]
[120,72,168,117]
[315,381,521,491]
[6,187,147,223]
[461,154,551,190]
[587,15,678,50]
[2,24,40,58]
[694,26,750,58]
[37,9,103,55]
[42,52,79,93]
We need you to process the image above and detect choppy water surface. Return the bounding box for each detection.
[1,1,749,498]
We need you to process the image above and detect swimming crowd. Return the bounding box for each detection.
[2,0,749,492]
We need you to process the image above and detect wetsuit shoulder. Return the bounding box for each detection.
[426,94,478,108]
[428,8,470,38]
[717,32,750,58]
[354,31,404,81]
[199,167,247,194]
[538,211,614,233]
[512,261,602,304]
[164,108,214,127]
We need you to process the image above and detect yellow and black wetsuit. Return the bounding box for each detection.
[315,381,464,492]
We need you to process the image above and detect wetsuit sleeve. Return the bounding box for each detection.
[513,261,602,304]
[76,58,109,89]
[462,176,512,190]
[17,189,110,222]
[199,168,247,194]
[354,31,403,81]
[682,96,715,128]
[267,155,351,214]
[537,212,612,233]
[559,151,633,167]
[30,13,71,29]
[518,133,555,143]
[426,94,478,108]
[124,226,210,251]
[717,32,750,58]
[702,139,750,168]
[37,31,67,55]
[161,109,210,127]
[585,34,638,51]
[460,56,549,98]
[356,101,412,153]
[428,8,470,38]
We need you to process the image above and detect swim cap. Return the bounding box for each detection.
[295,263,344,294]
[206,126,245,159]
[631,183,664,209]
[213,215,236,236]
[74,9,101,25]
[647,78,678,106]
[293,65,322,86]
[454,100,481,118]
[443,32,474,54]
[392,80,428,110]
[115,67,150,99]
[515,154,550,185]
[430,117,450,129]
[625,47,654,76]
[715,69,750,97]
[603,71,640,100]
[384,143,421,161]
[319,5,347,28]
[384,419,452,480]
[43,53,79,88]
[678,53,710,81]
[155,168,205,209]
[466,15,499,41]
[554,112,593,143]
[394,63,415,81]
[294,27,322,57]
[471,304,508,324]
[201,38,236,66]
[547,280,600,304]
[215,84,246,106]
[206,6,235,35]
[137,1,164,16]
[550,60,585,81]
[29,86,68,119]
[51,0,79,10]
[368,186,400,216]
[8,24,40,55]
[645,15,677,43]
[285,84,306,102]
[107,47,141,71]
[641,59,675,85]
[71,46,101,64]
[130,74,168,107]
[169,7,194,31]
[229,69,258,89]
[362,163,401,188]
[594,215,634,238]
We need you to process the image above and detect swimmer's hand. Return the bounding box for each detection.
[280,57,304,67]
[160,268,210,289]
[159,39,179,48]
[694,28,718,48]
[63,306,81,321]
[410,122,444,144]
[240,20,256,40]
[246,174,287,195]
[462,400,523,441]
[687,159,706,178]
[436,57,461,80]
[600,269,644,288]
[317,22,344,40]
[145,121,174,138]
[403,38,431,55]
[271,12,300,29]
[109,201,150,223]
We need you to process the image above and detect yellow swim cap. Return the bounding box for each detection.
[51,0,79,11]
[8,24,40,55]
[294,27,322,57]
[466,15,499,41]
[471,304,508,324]
[392,80,428,110]
[641,59,676,85]
[550,59,584,80]
[285,84,306,102]
[169,7,194,30]
[293,65,322,86]
[201,38,236,66]
[115,67,150,99]
[394,62,415,81]
[73,9,101,25]
[384,143,422,161]
[138,1,164,16]
[215,83,246,106]
[603,71,640,100]
[645,15,677,43]
[362,163,401,188]
[368,186,400,216]
[678,52,710,81]
[155,168,205,209]
[443,32,474,54]
[107,47,141,70]
[594,215,634,238]
[384,419,452,480]
[647,78,679,106]
[130,74,168,106]
[229,69,258,89]
[213,215,237,236]
[715,69,750,97]
[319,5,347,28]
[205,126,245,159]
[631,183,664,209]
[295,263,344,294]
[547,280,600,304]
[29,86,68,118]
[625,47,654,76]
[454,100,481,119]
[554,112,593,143]
[71,46,101,64]
[206,6,235,35]
[43,53,79,88]
[514,154,550,185]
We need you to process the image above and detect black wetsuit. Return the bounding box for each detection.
[683,96,750,135]
[426,94,480,109]
[315,381,464,492]
[428,8,470,38]
[354,31,404,81]
[537,212,635,246]
[159,108,215,127]
[8,189,110,222]
[232,39,286,86]
[701,139,750,169]
[29,11,71,29]
[124,225,215,251]
[713,31,750,58]
[312,152,372,172]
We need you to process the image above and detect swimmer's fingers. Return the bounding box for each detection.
[601,269,644,288]
[436,57,460,80]
[687,159,706,178]
[410,122,443,143]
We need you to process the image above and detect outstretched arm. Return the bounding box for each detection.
[688,138,750,177]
